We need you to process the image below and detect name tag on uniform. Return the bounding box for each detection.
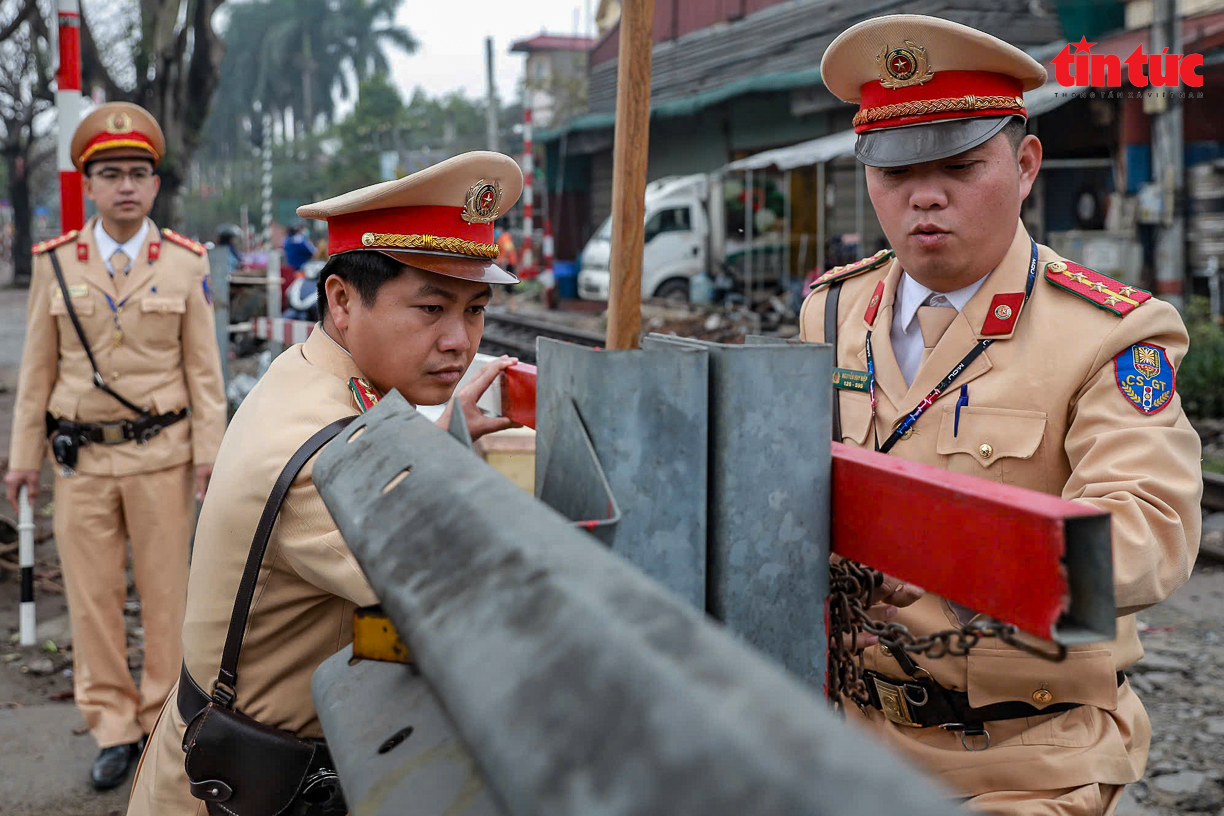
[51,284,89,299]
[832,367,870,392]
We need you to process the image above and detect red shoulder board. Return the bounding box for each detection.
[349,377,382,414]
[809,249,894,290]
[1044,260,1152,317]
[161,228,206,255]
[32,230,79,255]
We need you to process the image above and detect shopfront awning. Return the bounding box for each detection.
[722,81,1076,174]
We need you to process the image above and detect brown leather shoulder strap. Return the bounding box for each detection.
[214,416,357,703]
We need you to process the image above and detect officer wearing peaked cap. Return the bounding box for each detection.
[4,102,226,790]
[801,15,1202,815]
[129,151,525,815]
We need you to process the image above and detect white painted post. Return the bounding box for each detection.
[18,486,35,646]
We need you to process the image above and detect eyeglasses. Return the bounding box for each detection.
[91,168,156,184]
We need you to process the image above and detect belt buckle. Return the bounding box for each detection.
[873,676,919,727]
[100,422,126,445]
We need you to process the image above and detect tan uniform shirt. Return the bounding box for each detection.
[128,328,378,815]
[799,221,1202,795]
[9,217,226,472]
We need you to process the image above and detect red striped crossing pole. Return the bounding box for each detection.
[521,107,535,277]
[542,215,556,307]
[56,0,84,232]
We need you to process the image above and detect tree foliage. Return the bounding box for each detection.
[79,0,229,227]
[203,0,416,163]
[0,0,54,282]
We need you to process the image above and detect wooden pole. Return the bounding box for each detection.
[606,0,655,349]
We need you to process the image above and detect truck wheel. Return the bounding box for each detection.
[654,278,690,304]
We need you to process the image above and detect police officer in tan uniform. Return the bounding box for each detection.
[801,16,1202,815]
[128,151,523,815]
[3,102,227,789]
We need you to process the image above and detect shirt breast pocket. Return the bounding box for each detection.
[837,391,874,446]
[936,406,1048,490]
[49,296,95,317]
[137,295,187,347]
[49,296,96,350]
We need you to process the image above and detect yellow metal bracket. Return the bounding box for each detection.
[352,605,414,664]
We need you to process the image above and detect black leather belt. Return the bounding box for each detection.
[861,668,1126,730]
[51,408,190,446]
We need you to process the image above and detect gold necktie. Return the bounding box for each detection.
[916,305,957,349]
[110,249,131,277]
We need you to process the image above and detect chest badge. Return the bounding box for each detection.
[1114,343,1174,415]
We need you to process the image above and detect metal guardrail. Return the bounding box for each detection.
[311,393,963,816]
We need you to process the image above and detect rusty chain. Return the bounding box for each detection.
[827,559,1067,712]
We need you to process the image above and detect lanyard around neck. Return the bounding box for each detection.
[866,237,1039,455]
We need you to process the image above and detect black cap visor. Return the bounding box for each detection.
[372,248,519,285]
[855,116,1017,168]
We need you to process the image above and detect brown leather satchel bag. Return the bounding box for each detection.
[180,417,355,816]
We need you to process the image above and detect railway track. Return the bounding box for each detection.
[480,308,605,363]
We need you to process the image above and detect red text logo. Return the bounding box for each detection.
[1052,37,1203,88]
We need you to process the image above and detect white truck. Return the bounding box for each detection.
[577,173,788,303]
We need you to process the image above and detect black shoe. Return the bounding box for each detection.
[89,742,139,790]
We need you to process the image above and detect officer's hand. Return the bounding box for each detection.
[435,355,522,442]
[871,572,924,609]
[4,470,41,514]
[195,464,214,503]
[842,572,924,652]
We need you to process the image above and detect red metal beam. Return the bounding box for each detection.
[501,363,537,429]
[490,365,1112,644]
[831,442,1111,643]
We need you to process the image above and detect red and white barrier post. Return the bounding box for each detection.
[542,217,556,308]
[521,107,534,277]
[56,0,84,232]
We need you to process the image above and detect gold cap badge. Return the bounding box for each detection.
[461,179,502,224]
[877,41,935,89]
[105,111,133,134]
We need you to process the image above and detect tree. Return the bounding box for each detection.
[326,72,406,193]
[207,0,415,152]
[79,0,229,227]
[0,0,54,283]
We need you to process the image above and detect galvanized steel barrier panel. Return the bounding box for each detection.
[312,394,962,816]
[535,339,709,607]
[641,333,832,686]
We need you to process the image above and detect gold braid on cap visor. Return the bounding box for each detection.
[79,139,160,165]
[361,232,500,259]
[853,95,1025,128]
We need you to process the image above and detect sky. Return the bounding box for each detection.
[386,0,599,104]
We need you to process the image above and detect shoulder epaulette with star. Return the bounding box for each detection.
[161,227,206,255]
[349,377,381,414]
[809,249,894,290]
[32,230,78,255]
[1044,260,1152,317]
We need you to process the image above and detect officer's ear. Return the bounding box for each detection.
[1017,135,1042,202]
[324,274,355,333]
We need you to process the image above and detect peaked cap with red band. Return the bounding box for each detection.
[298,151,524,285]
[820,15,1047,167]
[70,102,165,172]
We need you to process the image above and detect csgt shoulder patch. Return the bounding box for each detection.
[1114,343,1175,415]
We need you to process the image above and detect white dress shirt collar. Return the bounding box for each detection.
[894,271,990,333]
[94,218,151,276]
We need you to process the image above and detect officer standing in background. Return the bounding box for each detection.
[802,16,1202,815]
[3,102,227,790]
